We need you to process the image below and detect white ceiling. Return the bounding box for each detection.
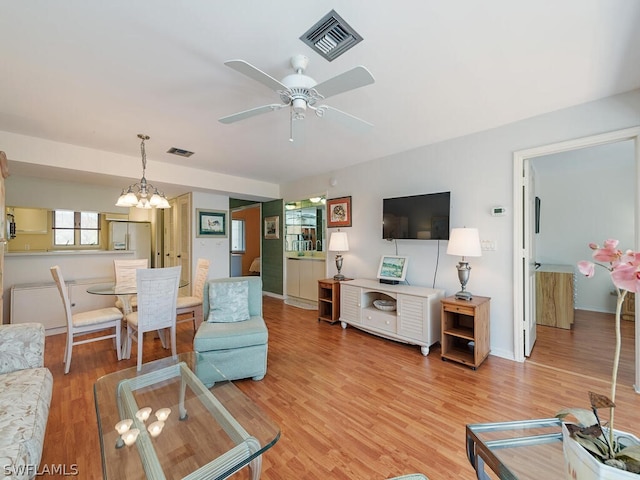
[1,1,640,193]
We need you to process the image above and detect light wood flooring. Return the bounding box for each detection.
[37,299,640,479]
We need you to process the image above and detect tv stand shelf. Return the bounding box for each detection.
[339,279,444,356]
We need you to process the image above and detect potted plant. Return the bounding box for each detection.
[556,239,640,477]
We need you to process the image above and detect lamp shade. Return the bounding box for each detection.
[446,228,482,257]
[329,231,349,252]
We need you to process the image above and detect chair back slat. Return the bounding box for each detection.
[50,265,73,331]
[192,258,210,300]
[114,259,149,288]
[136,266,181,330]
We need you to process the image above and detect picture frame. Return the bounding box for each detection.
[264,215,279,239]
[196,209,227,237]
[326,196,352,228]
[376,255,409,284]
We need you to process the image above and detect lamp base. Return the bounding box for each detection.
[333,274,346,281]
[455,290,473,301]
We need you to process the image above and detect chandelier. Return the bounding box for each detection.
[116,134,171,209]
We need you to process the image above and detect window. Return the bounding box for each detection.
[53,210,100,247]
[231,219,245,253]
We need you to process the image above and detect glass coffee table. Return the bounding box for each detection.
[94,352,280,480]
[466,418,565,479]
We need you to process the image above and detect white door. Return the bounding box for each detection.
[524,161,537,356]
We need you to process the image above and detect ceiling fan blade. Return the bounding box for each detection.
[319,106,373,133]
[224,60,287,92]
[313,66,375,100]
[219,104,284,124]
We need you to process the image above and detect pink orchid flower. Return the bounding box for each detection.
[577,260,595,278]
[611,264,640,293]
[591,239,622,263]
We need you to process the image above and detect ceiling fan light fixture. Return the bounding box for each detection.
[292,98,307,114]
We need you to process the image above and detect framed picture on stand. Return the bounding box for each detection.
[327,196,352,228]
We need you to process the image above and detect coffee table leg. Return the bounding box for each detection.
[179,372,188,420]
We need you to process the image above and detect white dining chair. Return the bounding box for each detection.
[176,258,210,332]
[50,265,124,374]
[113,258,148,312]
[124,266,181,371]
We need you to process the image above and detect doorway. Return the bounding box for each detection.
[513,126,640,392]
[230,204,261,277]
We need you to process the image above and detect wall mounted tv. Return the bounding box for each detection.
[382,191,450,240]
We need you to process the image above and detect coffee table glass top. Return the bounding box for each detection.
[466,418,565,479]
[94,352,280,480]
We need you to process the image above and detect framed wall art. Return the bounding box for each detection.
[326,196,352,228]
[264,215,280,239]
[197,209,227,237]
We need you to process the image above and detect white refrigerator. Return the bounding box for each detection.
[108,221,152,263]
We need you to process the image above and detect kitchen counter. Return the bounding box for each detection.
[285,252,326,260]
[6,249,135,257]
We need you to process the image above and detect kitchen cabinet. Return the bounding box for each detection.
[286,258,325,303]
[339,279,444,356]
[11,277,115,335]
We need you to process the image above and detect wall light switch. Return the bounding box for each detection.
[481,240,496,251]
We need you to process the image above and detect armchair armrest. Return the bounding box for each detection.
[0,323,46,374]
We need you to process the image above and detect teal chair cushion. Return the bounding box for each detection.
[194,316,268,351]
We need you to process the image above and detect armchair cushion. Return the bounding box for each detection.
[206,280,250,323]
[0,323,45,374]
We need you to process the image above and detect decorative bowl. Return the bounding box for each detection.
[373,299,397,311]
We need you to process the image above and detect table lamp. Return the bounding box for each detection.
[446,227,482,300]
[329,231,349,280]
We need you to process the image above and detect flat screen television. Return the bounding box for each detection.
[382,191,450,240]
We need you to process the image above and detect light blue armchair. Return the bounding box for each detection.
[193,276,268,387]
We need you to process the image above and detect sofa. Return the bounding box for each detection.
[0,323,53,480]
[194,276,268,387]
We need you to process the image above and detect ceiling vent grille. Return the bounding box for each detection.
[167,147,194,157]
[300,10,363,62]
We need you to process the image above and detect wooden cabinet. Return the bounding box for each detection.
[286,258,325,302]
[441,295,491,369]
[318,278,351,324]
[339,279,444,356]
[535,264,575,329]
[622,292,635,321]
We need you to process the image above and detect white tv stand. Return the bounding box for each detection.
[339,279,444,355]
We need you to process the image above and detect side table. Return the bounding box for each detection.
[441,295,491,369]
[318,278,351,324]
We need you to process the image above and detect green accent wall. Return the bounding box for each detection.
[261,199,283,295]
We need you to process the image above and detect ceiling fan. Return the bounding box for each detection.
[219,54,375,142]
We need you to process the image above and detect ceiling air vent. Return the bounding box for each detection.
[167,147,194,157]
[300,9,363,62]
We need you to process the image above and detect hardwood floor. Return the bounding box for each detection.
[38,298,640,479]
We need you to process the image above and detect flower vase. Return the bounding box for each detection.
[562,423,640,479]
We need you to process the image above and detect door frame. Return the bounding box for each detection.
[512,126,640,393]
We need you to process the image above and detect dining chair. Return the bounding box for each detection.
[50,265,124,374]
[113,258,149,312]
[176,258,210,332]
[124,266,181,371]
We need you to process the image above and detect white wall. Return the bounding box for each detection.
[534,141,635,313]
[191,191,230,280]
[281,89,640,361]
